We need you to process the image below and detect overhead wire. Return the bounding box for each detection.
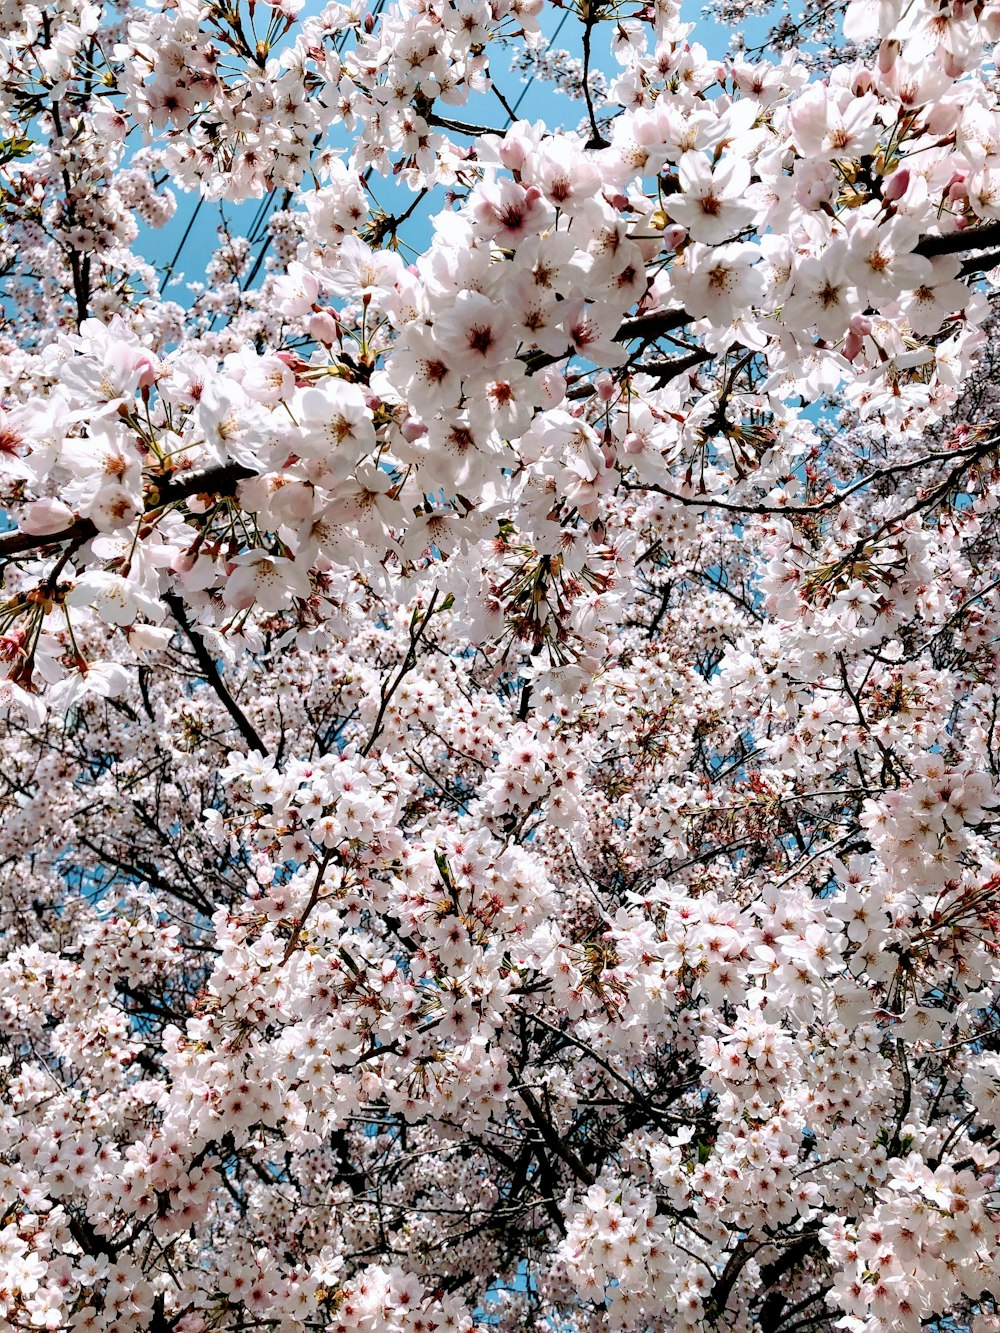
[161,195,205,284]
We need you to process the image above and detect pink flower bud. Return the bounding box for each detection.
[662,225,687,251]
[595,375,615,402]
[134,352,160,389]
[883,168,910,202]
[308,311,338,345]
[19,498,75,535]
[499,138,528,173]
[400,417,427,443]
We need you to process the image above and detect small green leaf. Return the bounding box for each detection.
[0,137,32,164]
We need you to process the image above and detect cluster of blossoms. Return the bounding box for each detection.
[1,564,1000,1333]
[2,0,1000,1331]
[5,0,1000,709]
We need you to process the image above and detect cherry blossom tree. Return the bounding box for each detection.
[2,1,1000,1331]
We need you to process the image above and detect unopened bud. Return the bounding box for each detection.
[843,330,863,362]
[135,353,159,389]
[499,138,528,173]
[19,498,75,535]
[308,311,338,345]
[400,417,427,443]
[883,167,910,202]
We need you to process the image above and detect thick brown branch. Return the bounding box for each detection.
[0,516,98,559]
[616,306,691,343]
[522,305,692,376]
[632,349,713,380]
[518,1085,596,1187]
[916,219,1000,259]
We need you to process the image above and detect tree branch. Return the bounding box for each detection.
[580,5,608,150]
[916,219,1000,259]
[0,462,255,562]
[163,591,267,755]
[518,1085,596,1187]
[362,589,440,757]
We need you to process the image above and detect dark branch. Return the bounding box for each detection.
[163,591,267,756]
[916,220,1000,259]
[0,462,255,562]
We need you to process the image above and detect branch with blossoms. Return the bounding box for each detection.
[1,1,1000,1332]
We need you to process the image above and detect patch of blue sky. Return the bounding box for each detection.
[477,1256,534,1326]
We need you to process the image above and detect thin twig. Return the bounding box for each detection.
[281,847,335,964]
[362,590,440,756]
